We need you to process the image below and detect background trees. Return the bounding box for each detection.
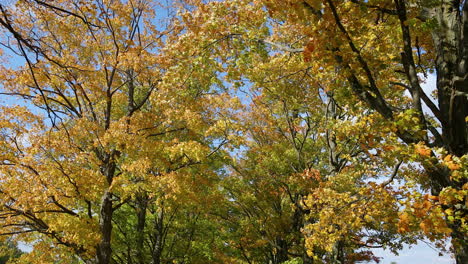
[177,0,467,263]
[255,1,468,263]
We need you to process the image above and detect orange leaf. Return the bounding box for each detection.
[415,143,431,156]
[303,40,315,62]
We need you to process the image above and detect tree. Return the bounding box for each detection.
[0,239,22,263]
[258,1,468,262]
[219,80,324,264]
[177,0,467,263]
[218,55,413,263]
[0,0,237,263]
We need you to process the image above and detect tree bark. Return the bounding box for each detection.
[151,207,164,264]
[273,237,289,264]
[430,0,468,158]
[96,153,117,264]
[97,190,113,264]
[429,2,468,263]
[135,194,148,264]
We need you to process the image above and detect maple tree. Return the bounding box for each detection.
[176,0,467,263]
[214,51,414,263]
[184,0,467,263]
[0,0,237,263]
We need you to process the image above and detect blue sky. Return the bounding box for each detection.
[374,242,453,264]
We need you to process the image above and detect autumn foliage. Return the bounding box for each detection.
[0,1,467,264]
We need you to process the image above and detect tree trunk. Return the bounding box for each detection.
[151,207,164,264]
[97,190,113,264]
[429,2,468,263]
[273,237,289,264]
[136,194,148,264]
[331,240,345,264]
[431,1,468,158]
[451,227,468,264]
[96,153,117,264]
